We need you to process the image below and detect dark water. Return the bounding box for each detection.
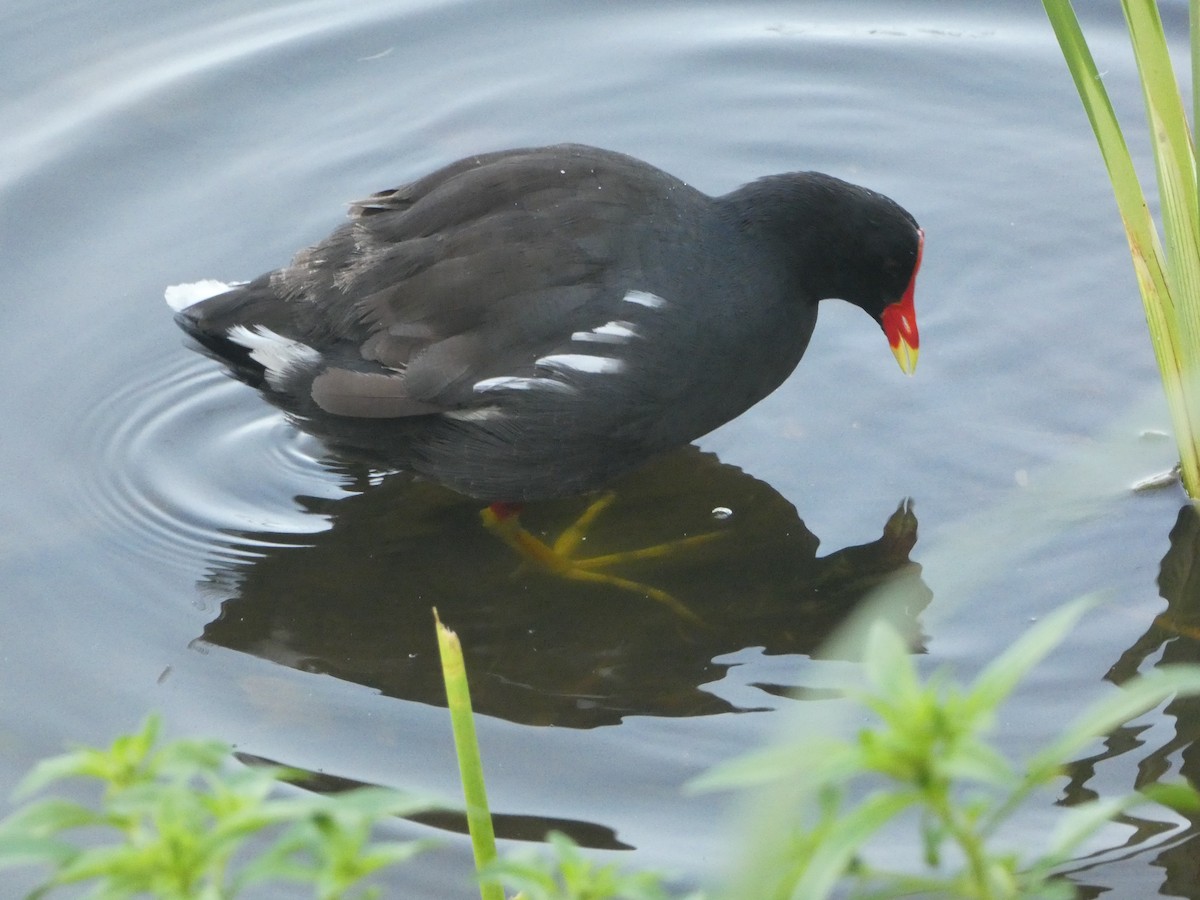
[3,1,1199,896]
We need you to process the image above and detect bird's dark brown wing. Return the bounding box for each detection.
[261,145,691,418]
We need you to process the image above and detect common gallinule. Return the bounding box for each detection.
[172,144,923,605]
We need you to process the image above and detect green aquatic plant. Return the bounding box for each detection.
[1042,0,1200,498]
[0,715,431,898]
[693,598,1200,898]
[482,831,683,900]
[4,601,1200,899]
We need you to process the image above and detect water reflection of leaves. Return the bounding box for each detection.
[198,446,929,728]
[1063,505,1200,896]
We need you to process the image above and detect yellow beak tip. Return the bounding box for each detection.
[891,342,919,376]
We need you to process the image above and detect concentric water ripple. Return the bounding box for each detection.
[77,354,353,575]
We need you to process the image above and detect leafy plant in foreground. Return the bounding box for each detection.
[482,831,684,900]
[1042,0,1200,498]
[5,600,1200,899]
[0,715,431,898]
[692,598,1200,899]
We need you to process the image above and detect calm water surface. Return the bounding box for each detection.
[3,1,1199,896]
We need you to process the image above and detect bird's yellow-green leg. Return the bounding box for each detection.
[550,491,619,558]
[481,495,723,625]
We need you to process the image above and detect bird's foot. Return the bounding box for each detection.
[481,493,721,625]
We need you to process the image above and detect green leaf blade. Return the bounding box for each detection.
[1043,0,1200,495]
[434,609,504,900]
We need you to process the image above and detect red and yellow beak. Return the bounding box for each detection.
[880,228,923,375]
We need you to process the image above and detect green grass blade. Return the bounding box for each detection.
[1123,0,1200,355]
[1193,0,1200,155]
[966,596,1095,715]
[434,609,504,900]
[789,790,921,900]
[1044,795,1143,862]
[687,737,859,794]
[1027,664,1200,782]
[1120,0,1200,496]
[1042,1,1168,276]
[1043,0,1200,496]
[1123,0,1199,234]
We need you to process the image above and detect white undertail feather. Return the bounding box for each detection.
[225,325,322,390]
[163,280,239,312]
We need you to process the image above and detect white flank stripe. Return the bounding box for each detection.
[474,375,576,394]
[443,406,504,422]
[226,325,322,389]
[536,353,625,375]
[571,320,639,344]
[623,289,667,309]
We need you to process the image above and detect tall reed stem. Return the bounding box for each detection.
[1043,0,1200,499]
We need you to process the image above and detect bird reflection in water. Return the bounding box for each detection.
[198,445,929,729]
